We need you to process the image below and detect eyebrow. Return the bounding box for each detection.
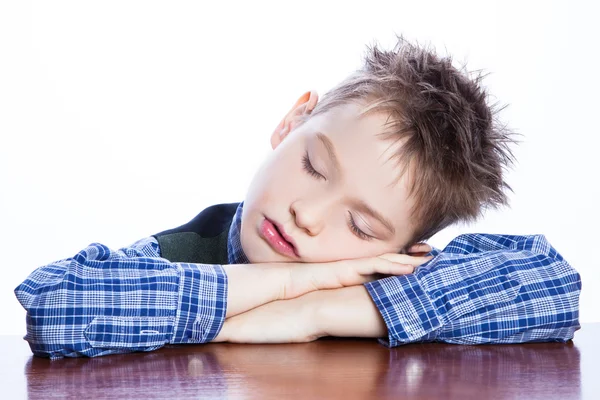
[316,132,341,174]
[315,132,396,237]
[352,199,396,237]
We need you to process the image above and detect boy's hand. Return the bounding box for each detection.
[221,243,433,319]
[282,252,433,300]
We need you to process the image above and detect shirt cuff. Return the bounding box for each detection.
[364,274,442,347]
[172,263,227,344]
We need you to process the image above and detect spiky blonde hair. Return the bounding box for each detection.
[309,36,520,250]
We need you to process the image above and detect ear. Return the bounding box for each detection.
[270,90,319,150]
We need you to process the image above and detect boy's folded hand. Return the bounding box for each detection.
[281,253,433,300]
[222,245,433,319]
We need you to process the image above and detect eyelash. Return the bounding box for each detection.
[301,151,374,241]
[347,211,374,241]
[301,151,325,180]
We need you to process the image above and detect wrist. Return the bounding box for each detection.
[312,290,333,338]
[212,290,322,344]
[252,262,294,301]
[273,261,322,301]
[212,319,231,342]
[297,290,327,339]
[221,263,290,318]
[313,285,388,339]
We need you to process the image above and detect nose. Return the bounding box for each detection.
[290,197,333,236]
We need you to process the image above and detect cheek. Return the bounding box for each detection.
[303,237,391,263]
[337,239,388,258]
[262,150,308,194]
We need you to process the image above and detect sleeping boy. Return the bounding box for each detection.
[15,36,581,359]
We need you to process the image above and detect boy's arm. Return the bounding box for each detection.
[214,234,582,345]
[14,237,228,359]
[360,233,581,346]
[13,236,294,359]
[213,285,383,344]
[14,236,415,359]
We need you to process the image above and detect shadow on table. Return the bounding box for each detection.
[24,339,581,399]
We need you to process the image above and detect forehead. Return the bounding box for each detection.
[303,103,416,233]
[307,103,402,181]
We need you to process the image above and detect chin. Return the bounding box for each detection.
[240,227,271,264]
[244,234,293,264]
[245,248,277,264]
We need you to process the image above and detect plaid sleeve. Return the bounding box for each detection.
[364,234,581,347]
[14,237,227,359]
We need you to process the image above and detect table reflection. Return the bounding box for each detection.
[25,338,581,399]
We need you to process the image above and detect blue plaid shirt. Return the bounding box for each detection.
[15,202,581,359]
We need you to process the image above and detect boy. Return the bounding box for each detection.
[15,37,581,359]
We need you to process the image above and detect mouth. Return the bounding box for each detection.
[260,217,299,258]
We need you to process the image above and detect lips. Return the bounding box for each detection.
[261,217,299,258]
[272,221,296,246]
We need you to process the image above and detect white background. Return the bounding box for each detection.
[1,0,598,335]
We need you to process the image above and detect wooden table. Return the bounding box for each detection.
[2,324,597,399]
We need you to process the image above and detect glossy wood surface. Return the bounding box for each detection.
[2,324,597,399]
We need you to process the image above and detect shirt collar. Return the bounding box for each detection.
[227,201,250,264]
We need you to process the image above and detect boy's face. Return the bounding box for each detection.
[241,92,416,264]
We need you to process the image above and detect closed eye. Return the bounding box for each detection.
[302,151,326,181]
[347,211,374,241]
[301,151,374,241]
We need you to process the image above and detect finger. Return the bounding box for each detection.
[407,243,432,253]
[371,259,415,275]
[377,253,433,266]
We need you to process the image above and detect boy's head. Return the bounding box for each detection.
[240,36,518,264]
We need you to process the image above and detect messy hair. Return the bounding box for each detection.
[309,35,520,251]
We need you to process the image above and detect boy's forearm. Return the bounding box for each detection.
[214,284,388,343]
[214,289,320,343]
[221,250,426,321]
